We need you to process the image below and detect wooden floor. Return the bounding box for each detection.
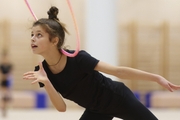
[0,108,180,120]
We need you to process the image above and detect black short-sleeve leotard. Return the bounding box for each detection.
[35,50,125,112]
[34,50,158,119]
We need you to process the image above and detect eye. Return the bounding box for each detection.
[31,33,34,37]
[37,33,42,38]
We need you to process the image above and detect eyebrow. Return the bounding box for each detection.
[31,30,43,34]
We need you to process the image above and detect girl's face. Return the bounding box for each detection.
[31,25,54,55]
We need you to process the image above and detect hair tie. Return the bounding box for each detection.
[24,0,80,57]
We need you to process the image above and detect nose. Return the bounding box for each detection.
[31,35,36,41]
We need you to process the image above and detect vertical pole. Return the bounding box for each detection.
[85,0,118,66]
[85,0,118,80]
[129,21,138,90]
[2,20,10,51]
[161,22,169,84]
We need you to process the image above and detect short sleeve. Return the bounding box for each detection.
[75,50,99,73]
[34,66,44,87]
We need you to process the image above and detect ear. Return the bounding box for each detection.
[52,37,59,46]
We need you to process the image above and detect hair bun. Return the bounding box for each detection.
[47,6,59,20]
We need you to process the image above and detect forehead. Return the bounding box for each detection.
[32,25,46,33]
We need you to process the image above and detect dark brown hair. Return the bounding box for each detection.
[32,6,68,49]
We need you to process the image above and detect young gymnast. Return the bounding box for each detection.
[23,6,180,120]
[0,50,13,117]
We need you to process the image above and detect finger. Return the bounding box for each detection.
[167,84,173,92]
[168,88,173,92]
[31,80,39,84]
[23,74,34,79]
[23,73,36,78]
[171,85,179,90]
[23,76,37,80]
[23,71,35,76]
[169,83,180,90]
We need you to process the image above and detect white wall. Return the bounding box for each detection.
[118,0,180,25]
[84,0,119,80]
[85,0,118,65]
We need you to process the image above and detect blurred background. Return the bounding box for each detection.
[0,0,180,120]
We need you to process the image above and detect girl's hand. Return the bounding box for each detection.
[23,62,49,85]
[157,75,180,92]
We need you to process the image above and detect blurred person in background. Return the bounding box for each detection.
[23,6,180,120]
[0,49,13,118]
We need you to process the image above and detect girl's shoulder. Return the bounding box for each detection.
[65,49,88,54]
[65,50,91,58]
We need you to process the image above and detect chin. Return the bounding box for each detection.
[32,50,40,55]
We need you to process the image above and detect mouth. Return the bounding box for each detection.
[31,44,38,48]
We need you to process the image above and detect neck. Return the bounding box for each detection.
[46,54,67,74]
[47,54,62,66]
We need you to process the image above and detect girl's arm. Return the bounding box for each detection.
[94,61,180,92]
[23,62,66,112]
[43,80,66,112]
